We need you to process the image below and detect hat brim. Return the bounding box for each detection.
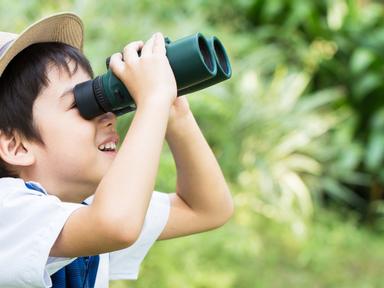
[0,12,83,76]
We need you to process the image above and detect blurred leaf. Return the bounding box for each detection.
[322,177,364,207]
[350,48,375,74]
[352,73,381,100]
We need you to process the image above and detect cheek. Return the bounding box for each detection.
[52,153,84,173]
[47,112,94,137]
[33,106,99,167]
[42,134,97,176]
[41,118,97,156]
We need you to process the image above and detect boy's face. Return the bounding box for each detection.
[27,61,119,202]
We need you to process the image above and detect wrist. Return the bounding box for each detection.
[135,100,171,125]
[136,95,173,112]
[166,112,197,139]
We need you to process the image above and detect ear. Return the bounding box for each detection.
[0,130,35,167]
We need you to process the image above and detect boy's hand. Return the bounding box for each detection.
[166,96,194,137]
[169,95,191,121]
[109,32,177,109]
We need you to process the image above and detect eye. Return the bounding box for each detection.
[69,101,77,110]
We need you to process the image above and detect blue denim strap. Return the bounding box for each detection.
[50,256,100,288]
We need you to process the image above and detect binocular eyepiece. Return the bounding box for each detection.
[74,33,232,120]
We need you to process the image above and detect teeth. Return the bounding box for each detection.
[98,142,117,151]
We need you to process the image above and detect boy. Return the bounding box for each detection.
[0,12,233,288]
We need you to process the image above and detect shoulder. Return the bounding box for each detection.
[0,177,41,204]
[0,177,46,198]
[0,177,73,212]
[0,177,84,287]
[0,176,84,229]
[0,177,27,192]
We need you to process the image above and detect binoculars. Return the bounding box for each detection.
[74,33,232,120]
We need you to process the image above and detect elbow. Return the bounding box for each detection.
[220,195,235,225]
[96,211,143,249]
[208,206,234,230]
[222,185,235,221]
[211,188,235,229]
[227,197,235,220]
[113,222,142,248]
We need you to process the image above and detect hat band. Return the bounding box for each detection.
[0,39,14,57]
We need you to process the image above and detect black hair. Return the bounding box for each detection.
[0,42,93,177]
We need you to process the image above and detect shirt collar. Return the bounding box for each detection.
[25,180,48,195]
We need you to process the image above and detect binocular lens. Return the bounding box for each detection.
[165,33,217,90]
[177,36,232,96]
[212,37,231,77]
[74,79,104,119]
[198,36,215,74]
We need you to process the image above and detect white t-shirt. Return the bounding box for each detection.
[0,177,170,288]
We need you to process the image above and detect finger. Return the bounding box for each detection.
[122,40,144,62]
[108,52,124,75]
[141,34,155,57]
[152,32,166,55]
[110,52,123,62]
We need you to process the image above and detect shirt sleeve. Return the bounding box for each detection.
[109,191,171,280]
[0,178,84,288]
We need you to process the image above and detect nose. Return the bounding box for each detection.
[96,112,116,128]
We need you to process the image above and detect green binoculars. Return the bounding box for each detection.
[74,33,232,120]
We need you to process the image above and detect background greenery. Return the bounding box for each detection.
[2,0,384,287]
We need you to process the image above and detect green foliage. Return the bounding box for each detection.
[227,65,349,224]
[202,0,384,207]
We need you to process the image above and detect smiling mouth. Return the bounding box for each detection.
[98,141,117,152]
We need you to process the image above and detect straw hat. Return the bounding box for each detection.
[0,12,83,77]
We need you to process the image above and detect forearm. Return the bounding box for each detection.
[92,102,170,237]
[166,113,233,222]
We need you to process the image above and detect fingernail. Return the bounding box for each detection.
[155,32,162,40]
